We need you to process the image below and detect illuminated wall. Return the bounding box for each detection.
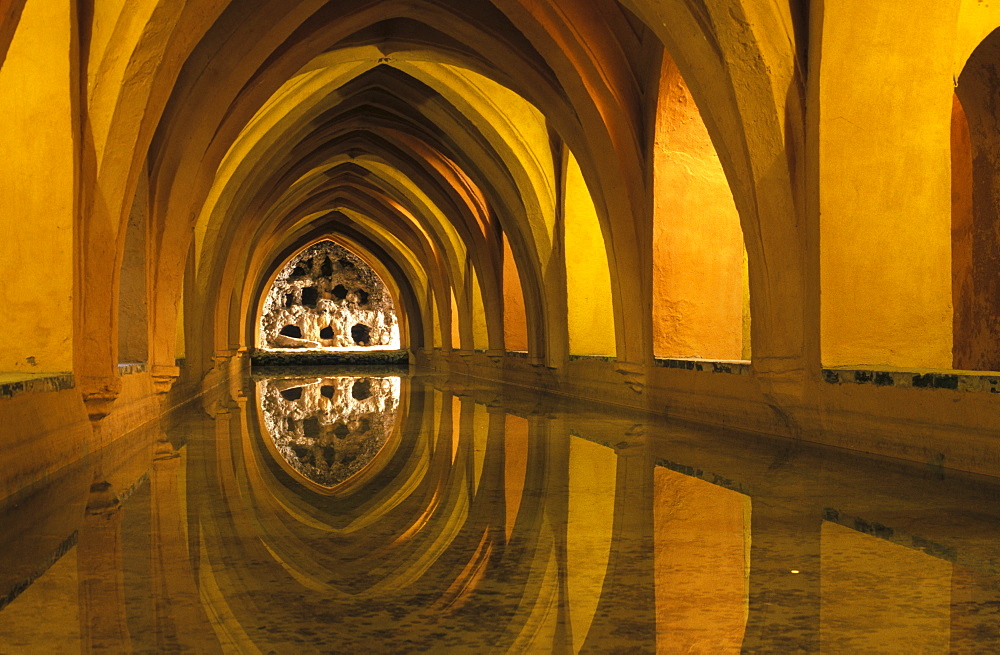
[0,0,74,373]
[652,54,749,361]
[564,152,617,358]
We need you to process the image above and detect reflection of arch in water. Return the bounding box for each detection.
[254,374,402,490]
[203,380,619,649]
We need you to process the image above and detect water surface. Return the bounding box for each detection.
[0,367,998,653]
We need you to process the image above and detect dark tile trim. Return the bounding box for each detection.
[0,374,75,400]
[823,368,999,393]
[653,357,752,376]
[116,362,147,376]
[568,354,617,363]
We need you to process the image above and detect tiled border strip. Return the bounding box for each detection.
[117,362,147,376]
[823,368,1000,394]
[653,357,752,376]
[822,508,958,563]
[0,374,75,400]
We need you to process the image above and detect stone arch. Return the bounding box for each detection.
[241,225,426,358]
[620,0,805,389]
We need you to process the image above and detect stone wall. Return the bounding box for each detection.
[259,241,399,349]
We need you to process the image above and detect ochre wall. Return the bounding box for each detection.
[564,151,616,357]
[118,171,149,364]
[502,235,529,352]
[819,1,955,369]
[471,268,489,351]
[652,55,747,361]
[0,0,74,373]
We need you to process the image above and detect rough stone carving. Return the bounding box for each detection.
[259,241,399,349]
[257,375,401,487]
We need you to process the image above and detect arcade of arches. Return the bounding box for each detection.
[2,0,1000,497]
[2,0,1000,650]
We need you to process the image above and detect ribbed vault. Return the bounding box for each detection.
[145,3,662,378]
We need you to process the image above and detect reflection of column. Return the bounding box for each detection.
[77,481,132,652]
[741,506,821,652]
[582,439,657,652]
[150,437,221,653]
[541,416,573,654]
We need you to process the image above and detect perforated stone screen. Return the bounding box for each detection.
[259,241,400,349]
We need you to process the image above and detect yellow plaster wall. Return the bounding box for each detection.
[118,171,149,363]
[0,0,74,373]
[471,268,488,351]
[450,290,461,350]
[431,293,442,349]
[653,57,747,361]
[955,2,1000,74]
[175,284,186,360]
[503,234,529,352]
[564,152,617,357]
[819,2,955,368]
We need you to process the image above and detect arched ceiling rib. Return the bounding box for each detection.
[143,0,659,365]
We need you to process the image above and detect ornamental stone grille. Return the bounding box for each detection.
[259,241,400,349]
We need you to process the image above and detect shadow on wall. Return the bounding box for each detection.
[259,241,400,350]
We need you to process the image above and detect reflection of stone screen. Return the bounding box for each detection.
[259,241,400,349]
[257,375,401,487]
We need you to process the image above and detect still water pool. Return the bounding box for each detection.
[1,367,998,653]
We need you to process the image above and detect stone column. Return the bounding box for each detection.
[580,437,656,651]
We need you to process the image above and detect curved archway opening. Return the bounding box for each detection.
[257,240,401,351]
